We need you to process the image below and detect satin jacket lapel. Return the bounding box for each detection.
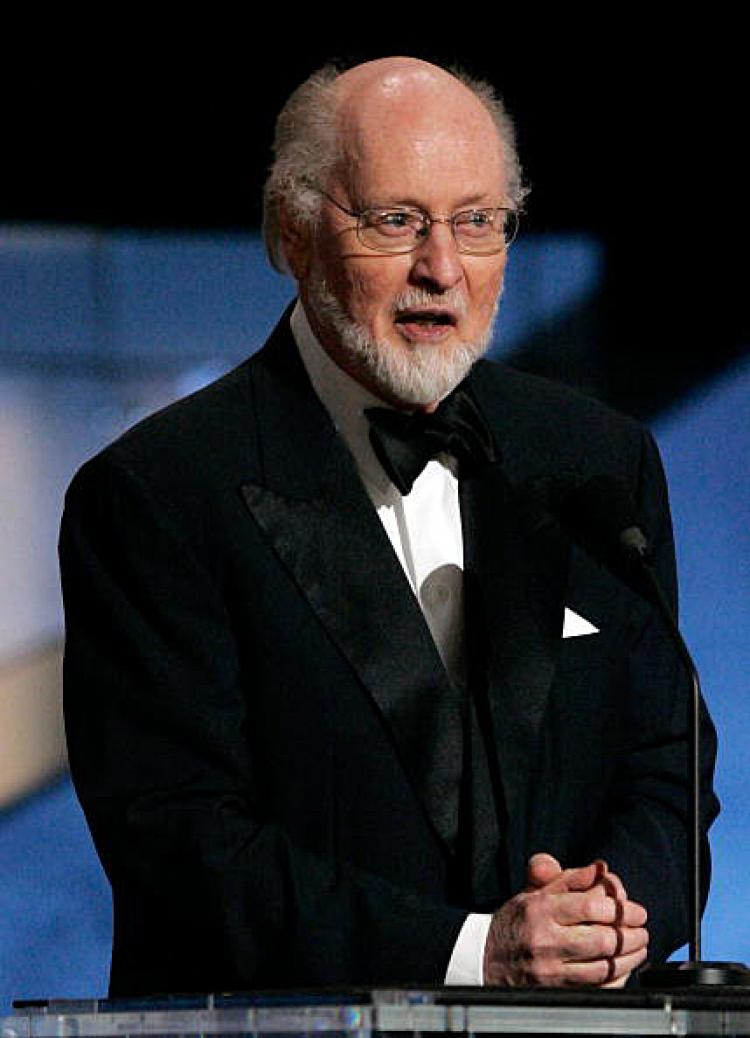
[239,322,463,851]
[461,386,570,891]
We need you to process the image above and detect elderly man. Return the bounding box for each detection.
[60,58,717,997]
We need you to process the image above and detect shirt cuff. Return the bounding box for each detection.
[444,912,493,985]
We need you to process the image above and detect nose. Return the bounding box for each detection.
[409,221,465,292]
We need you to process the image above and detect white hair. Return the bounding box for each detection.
[306,277,499,406]
[262,62,529,274]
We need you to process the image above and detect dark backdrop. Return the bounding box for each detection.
[2,29,747,417]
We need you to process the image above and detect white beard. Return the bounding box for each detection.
[307,278,499,406]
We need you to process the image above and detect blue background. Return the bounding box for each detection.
[0,229,747,1008]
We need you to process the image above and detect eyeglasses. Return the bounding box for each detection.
[319,191,519,255]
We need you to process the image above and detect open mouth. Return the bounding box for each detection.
[394,309,457,327]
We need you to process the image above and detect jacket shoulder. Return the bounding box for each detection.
[469,359,648,482]
[71,355,263,499]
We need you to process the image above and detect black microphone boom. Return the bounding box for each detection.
[546,474,749,988]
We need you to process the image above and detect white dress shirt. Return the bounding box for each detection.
[291,302,492,984]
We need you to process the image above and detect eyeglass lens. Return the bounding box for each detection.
[357,208,517,254]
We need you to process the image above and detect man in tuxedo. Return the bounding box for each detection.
[60,57,717,997]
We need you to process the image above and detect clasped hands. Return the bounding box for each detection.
[483,854,649,987]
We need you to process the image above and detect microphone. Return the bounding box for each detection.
[543,474,653,601]
[544,473,749,988]
[546,474,647,558]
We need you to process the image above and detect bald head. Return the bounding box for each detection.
[263,57,526,273]
[331,59,504,204]
[333,56,497,129]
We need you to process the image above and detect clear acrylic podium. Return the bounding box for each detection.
[4,988,750,1038]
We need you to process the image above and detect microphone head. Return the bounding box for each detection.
[537,471,660,606]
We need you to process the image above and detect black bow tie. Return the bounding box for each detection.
[365,387,496,495]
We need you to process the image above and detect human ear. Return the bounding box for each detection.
[279,203,311,281]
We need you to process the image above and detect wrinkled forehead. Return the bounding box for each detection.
[331,67,506,202]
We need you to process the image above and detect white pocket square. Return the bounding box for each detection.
[562,607,599,638]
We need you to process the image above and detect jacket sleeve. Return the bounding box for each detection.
[60,453,466,997]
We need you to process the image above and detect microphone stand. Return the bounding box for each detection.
[621,533,750,988]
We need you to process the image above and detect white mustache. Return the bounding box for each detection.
[390,287,468,318]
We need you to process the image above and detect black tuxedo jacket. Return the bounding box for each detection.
[60,315,718,997]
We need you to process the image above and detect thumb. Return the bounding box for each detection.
[526,852,563,889]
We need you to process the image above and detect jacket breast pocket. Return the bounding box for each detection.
[556,630,608,674]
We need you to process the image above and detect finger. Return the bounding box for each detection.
[530,859,634,904]
[527,853,563,888]
[601,946,649,989]
[536,861,601,895]
[617,898,647,928]
[561,945,649,987]
[592,859,609,883]
[601,974,629,989]
[601,945,650,985]
[584,879,646,929]
[552,891,648,927]
[558,923,649,963]
[597,865,629,904]
[581,882,627,925]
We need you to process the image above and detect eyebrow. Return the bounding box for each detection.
[364,193,501,211]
